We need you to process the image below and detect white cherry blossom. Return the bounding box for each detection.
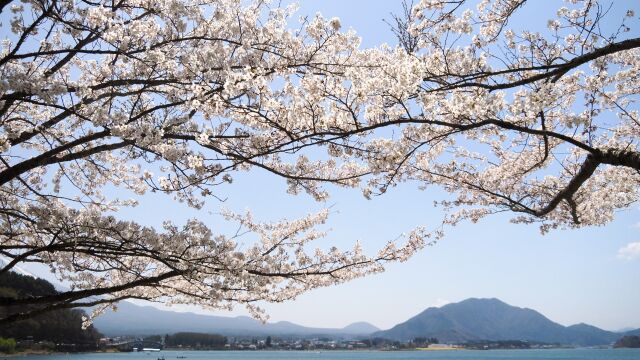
[1,0,638,324]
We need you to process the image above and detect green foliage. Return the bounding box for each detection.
[614,335,640,348]
[165,332,226,349]
[143,335,163,342]
[0,337,16,353]
[0,272,102,345]
[0,272,56,297]
[412,337,438,345]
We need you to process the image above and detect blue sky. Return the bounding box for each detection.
[215,0,639,332]
[21,0,640,332]
[253,0,640,332]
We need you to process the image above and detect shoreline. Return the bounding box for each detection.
[1,349,119,358]
[4,346,635,356]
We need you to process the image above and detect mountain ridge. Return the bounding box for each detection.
[95,297,639,346]
[372,298,624,346]
[6,271,637,345]
[93,301,379,337]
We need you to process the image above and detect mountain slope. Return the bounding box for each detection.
[373,298,618,346]
[564,323,619,346]
[342,321,380,334]
[93,301,377,337]
[625,328,640,336]
[0,272,102,344]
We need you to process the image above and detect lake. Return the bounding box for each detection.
[8,349,640,360]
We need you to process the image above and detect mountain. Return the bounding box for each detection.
[625,328,640,336]
[614,335,640,348]
[0,272,102,345]
[373,298,619,346]
[342,321,381,334]
[0,257,35,278]
[563,323,619,346]
[93,301,378,337]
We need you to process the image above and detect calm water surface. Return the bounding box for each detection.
[8,349,640,360]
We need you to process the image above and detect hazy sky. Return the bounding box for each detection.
[23,0,640,332]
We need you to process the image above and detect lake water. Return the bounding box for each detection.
[8,349,640,360]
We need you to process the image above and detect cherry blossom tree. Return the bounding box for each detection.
[361,0,639,232]
[1,0,639,325]
[0,0,429,324]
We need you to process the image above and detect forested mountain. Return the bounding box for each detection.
[625,328,640,336]
[3,273,637,347]
[0,272,101,344]
[614,335,640,348]
[373,298,620,346]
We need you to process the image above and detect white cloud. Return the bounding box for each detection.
[618,242,640,261]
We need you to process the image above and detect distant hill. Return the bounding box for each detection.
[0,272,101,344]
[4,271,636,346]
[373,298,620,346]
[625,328,640,336]
[93,301,379,337]
[563,323,620,346]
[614,335,640,348]
[342,321,380,334]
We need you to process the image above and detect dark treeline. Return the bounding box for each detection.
[614,336,640,348]
[0,272,102,345]
[161,332,227,349]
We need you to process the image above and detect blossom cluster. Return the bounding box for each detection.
[0,0,638,322]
